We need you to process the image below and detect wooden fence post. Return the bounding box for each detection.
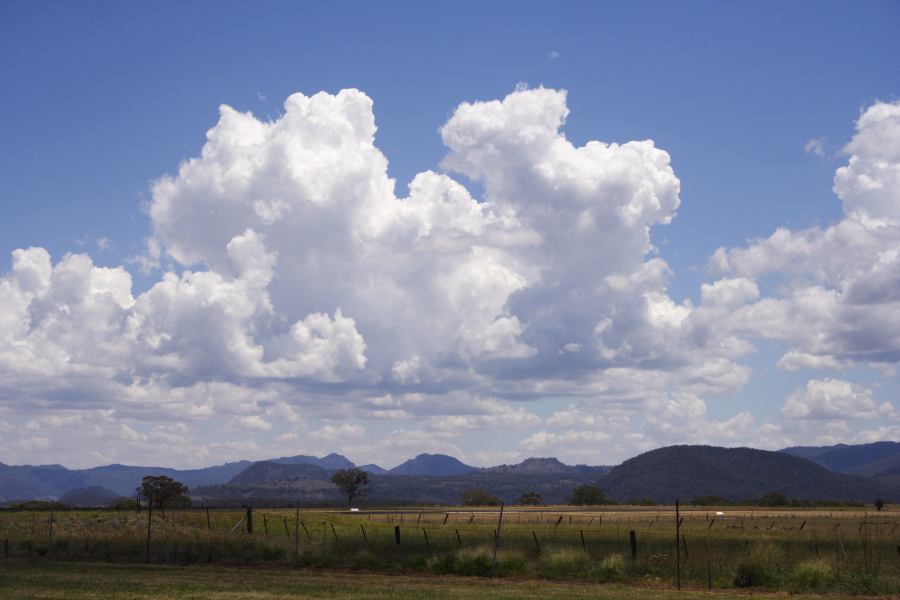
[246,507,253,535]
[293,506,299,560]
[532,531,541,553]
[629,530,637,559]
[360,524,367,543]
[492,502,505,575]
[145,501,153,563]
[675,499,681,591]
[394,525,401,545]
[47,511,54,558]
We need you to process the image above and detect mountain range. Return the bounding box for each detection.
[4,442,900,506]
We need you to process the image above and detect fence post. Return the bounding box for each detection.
[394,525,401,545]
[47,511,54,558]
[580,529,586,551]
[145,501,153,563]
[293,506,299,561]
[422,528,429,546]
[206,506,211,530]
[675,499,681,591]
[360,524,368,543]
[532,531,541,553]
[246,507,253,535]
[492,502,505,575]
[456,528,462,546]
[629,530,637,559]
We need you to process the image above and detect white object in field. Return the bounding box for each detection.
[350,507,360,512]
[715,511,725,516]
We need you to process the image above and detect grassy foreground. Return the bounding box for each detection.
[0,560,869,600]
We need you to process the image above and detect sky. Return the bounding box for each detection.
[1,0,899,470]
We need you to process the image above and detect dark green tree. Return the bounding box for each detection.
[461,488,502,506]
[570,484,610,506]
[137,475,189,516]
[875,498,885,511]
[330,468,369,507]
[515,491,543,506]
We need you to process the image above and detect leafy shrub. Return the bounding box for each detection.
[595,553,626,581]
[461,488,501,506]
[538,548,589,578]
[454,547,493,576]
[570,485,611,505]
[733,545,784,588]
[792,559,832,589]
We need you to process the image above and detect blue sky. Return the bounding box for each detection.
[1,1,899,469]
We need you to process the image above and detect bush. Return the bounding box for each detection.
[733,545,784,588]
[454,547,493,576]
[570,485,611,505]
[461,488,501,506]
[792,559,832,589]
[538,548,589,578]
[515,492,543,506]
[595,553,626,581]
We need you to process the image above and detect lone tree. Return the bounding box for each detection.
[516,491,543,506]
[875,498,885,511]
[331,467,369,507]
[570,484,610,506]
[138,475,189,516]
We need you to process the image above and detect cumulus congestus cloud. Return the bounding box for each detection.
[1,89,898,467]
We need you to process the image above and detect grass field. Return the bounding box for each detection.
[1,505,899,595]
[0,560,881,599]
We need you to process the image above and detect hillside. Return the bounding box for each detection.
[59,486,125,507]
[389,453,475,476]
[228,461,331,485]
[358,463,388,474]
[482,457,573,475]
[782,442,900,478]
[270,453,354,470]
[192,457,603,505]
[602,445,899,503]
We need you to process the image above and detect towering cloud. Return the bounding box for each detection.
[1,90,897,467]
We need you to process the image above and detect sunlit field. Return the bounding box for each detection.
[2,504,899,595]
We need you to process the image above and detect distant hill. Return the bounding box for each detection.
[270,453,355,470]
[602,445,899,503]
[0,453,354,502]
[228,461,332,485]
[389,454,475,476]
[483,457,574,475]
[782,442,900,476]
[59,486,124,507]
[196,457,604,505]
[358,464,388,475]
[0,463,71,501]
